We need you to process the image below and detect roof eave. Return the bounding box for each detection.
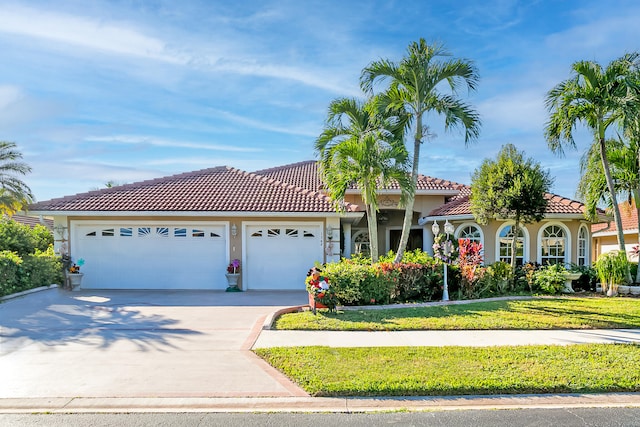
[27,210,364,218]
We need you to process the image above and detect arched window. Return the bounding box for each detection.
[352,230,370,256]
[540,224,567,266]
[498,225,525,265]
[577,225,589,266]
[457,224,482,243]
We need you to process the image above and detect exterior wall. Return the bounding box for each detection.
[443,218,591,266]
[55,214,337,289]
[593,231,639,261]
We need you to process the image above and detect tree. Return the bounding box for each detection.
[578,136,640,282]
[360,39,481,263]
[0,141,34,215]
[315,97,412,263]
[544,54,640,278]
[470,144,552,273]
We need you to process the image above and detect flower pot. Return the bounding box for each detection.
[618,285,630,295]
[562,272,581,293]
[309,293,327,310]
[225,273,241,292]
[68,273,84,291]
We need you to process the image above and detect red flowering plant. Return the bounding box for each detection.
[305,266,338,312]
[458,238,485,297]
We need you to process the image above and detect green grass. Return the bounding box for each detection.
[255,344,640,396]
[273,297,640,330]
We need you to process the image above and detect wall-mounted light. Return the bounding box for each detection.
[231,223,237,237]
[326,226,334,240]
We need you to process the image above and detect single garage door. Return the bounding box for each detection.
[244,223,323,290]
[72,221,228,290]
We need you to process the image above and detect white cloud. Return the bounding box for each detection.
[208,109,320,137]
[478,90,547,133]
[85,135,263,153]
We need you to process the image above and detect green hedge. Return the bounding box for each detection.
[0,247,63,297]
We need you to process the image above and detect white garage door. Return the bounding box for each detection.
[72,221,228,290]
[245,223,323,290]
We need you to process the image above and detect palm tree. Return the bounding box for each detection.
[315,97,412,262]
[545,54,640,275]
[0,141,33,215]
[360,39,481,263]
[578,136,640,282]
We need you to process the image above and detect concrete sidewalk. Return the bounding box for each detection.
[253,328,640,348]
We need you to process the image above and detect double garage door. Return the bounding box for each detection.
[72,221,229,290]
[72,221,324,290]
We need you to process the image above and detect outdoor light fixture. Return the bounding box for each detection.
[444,220,454,236]
[326,226,334,240]
[231,223,237,237]
[431,220,439,236]
[432,220,454,302]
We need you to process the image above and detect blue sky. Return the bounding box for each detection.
[1,0,639,202]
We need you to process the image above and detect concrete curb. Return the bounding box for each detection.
[0,284,59,302]
[2,393,640,413]
[261,305,307,330]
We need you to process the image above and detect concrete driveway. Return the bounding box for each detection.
[0,288,309,398]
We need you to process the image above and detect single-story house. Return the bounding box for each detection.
[6,214,53,230]
[592,202,639,261]
[28,160,601,291]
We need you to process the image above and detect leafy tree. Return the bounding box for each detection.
[470,144,552,273]
[315,96,412,262]
[0,141,34,215]
[0,219,52,256]
[360,39,480,263]
[544,54,640,277]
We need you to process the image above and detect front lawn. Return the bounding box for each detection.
[273,297,640,330]
[255,344,640,396]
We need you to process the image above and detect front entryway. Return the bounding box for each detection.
[389,228,424,253]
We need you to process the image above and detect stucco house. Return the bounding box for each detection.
[28,160,599,291]
[591,203,639,261]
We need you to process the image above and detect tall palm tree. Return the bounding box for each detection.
[578,136,640,282]
[0,141,33,215]
[315,97,412,263]
[545,54,640,273]
[360,39,481,263]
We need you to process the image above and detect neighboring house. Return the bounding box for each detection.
[7,214,53,230]
[28,160,601,291]
[591,203,639,262]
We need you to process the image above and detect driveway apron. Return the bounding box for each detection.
[0,289,309,398]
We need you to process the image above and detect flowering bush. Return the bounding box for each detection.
[227,259,240,274]
[458,239,485,298]
[305,267,338,311]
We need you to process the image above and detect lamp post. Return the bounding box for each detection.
[432,220,455,302]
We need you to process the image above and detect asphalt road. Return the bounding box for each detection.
[2,408,640,426]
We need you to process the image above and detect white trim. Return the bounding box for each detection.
[578,224,590,266]
[536,222,571,265]
[31,210,362,218]
[495,222,530,264]
[454,222,485,246]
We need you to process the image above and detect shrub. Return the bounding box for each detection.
[534,263,567,294]
[0,219,53,256]
[22,247,64,288]
[0,250,25,296]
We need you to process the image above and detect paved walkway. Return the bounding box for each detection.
[1,287,640,413]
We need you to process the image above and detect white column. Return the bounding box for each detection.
[343,223,352,258]
[424,226,435,256]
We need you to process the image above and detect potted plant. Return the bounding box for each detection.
[225,259,242,292]
[305,267,337,313]
[66,258,85,291]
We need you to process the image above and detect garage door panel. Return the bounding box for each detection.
[73,223,227,290]
[245,224,323,290]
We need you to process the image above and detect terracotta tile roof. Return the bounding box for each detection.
[29,166,358,213]
[430,187,592,217]
[6,214,53,230]
[592,203,638,233]
[255,161,464,192]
